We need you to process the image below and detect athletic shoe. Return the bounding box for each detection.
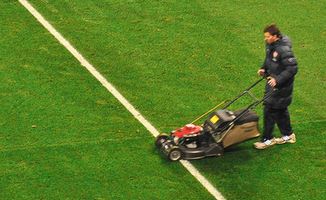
[254,138,276,150]
[275,133,296,144]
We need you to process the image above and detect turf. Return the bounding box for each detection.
[1,0,326,199]
[0,2,214,200]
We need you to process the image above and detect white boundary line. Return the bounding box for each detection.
[18,1,226,199]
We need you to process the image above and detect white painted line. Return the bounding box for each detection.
[18,1,226,199]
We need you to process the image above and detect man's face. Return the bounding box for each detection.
[264,32,278,44]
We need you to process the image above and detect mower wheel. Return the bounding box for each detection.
[155,133,169,147]
[168,147,183,161]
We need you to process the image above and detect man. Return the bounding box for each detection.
[254,24,298,149]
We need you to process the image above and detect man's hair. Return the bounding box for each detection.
[264,24,281,37]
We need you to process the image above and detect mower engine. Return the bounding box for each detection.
[171,124,203,145]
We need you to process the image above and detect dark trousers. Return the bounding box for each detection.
[262,105,293,140]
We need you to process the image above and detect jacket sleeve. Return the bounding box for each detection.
[275,46,298,86]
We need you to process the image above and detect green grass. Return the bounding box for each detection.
[0,2,214,200]
[1,0,325,199]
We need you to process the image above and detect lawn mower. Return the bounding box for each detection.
[155,77,274,161]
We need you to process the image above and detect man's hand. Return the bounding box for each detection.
[267,77,277,87]
[257,69,265,76]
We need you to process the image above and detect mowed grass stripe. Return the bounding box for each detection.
[0,136,144,153]
[1,2,213,200]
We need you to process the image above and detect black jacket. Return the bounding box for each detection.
[262,35,298,109]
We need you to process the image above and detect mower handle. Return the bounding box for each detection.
[222,77,265,109]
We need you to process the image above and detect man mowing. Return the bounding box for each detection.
[254,24,298,149]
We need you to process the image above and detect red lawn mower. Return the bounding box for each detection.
[155,77,274,161]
